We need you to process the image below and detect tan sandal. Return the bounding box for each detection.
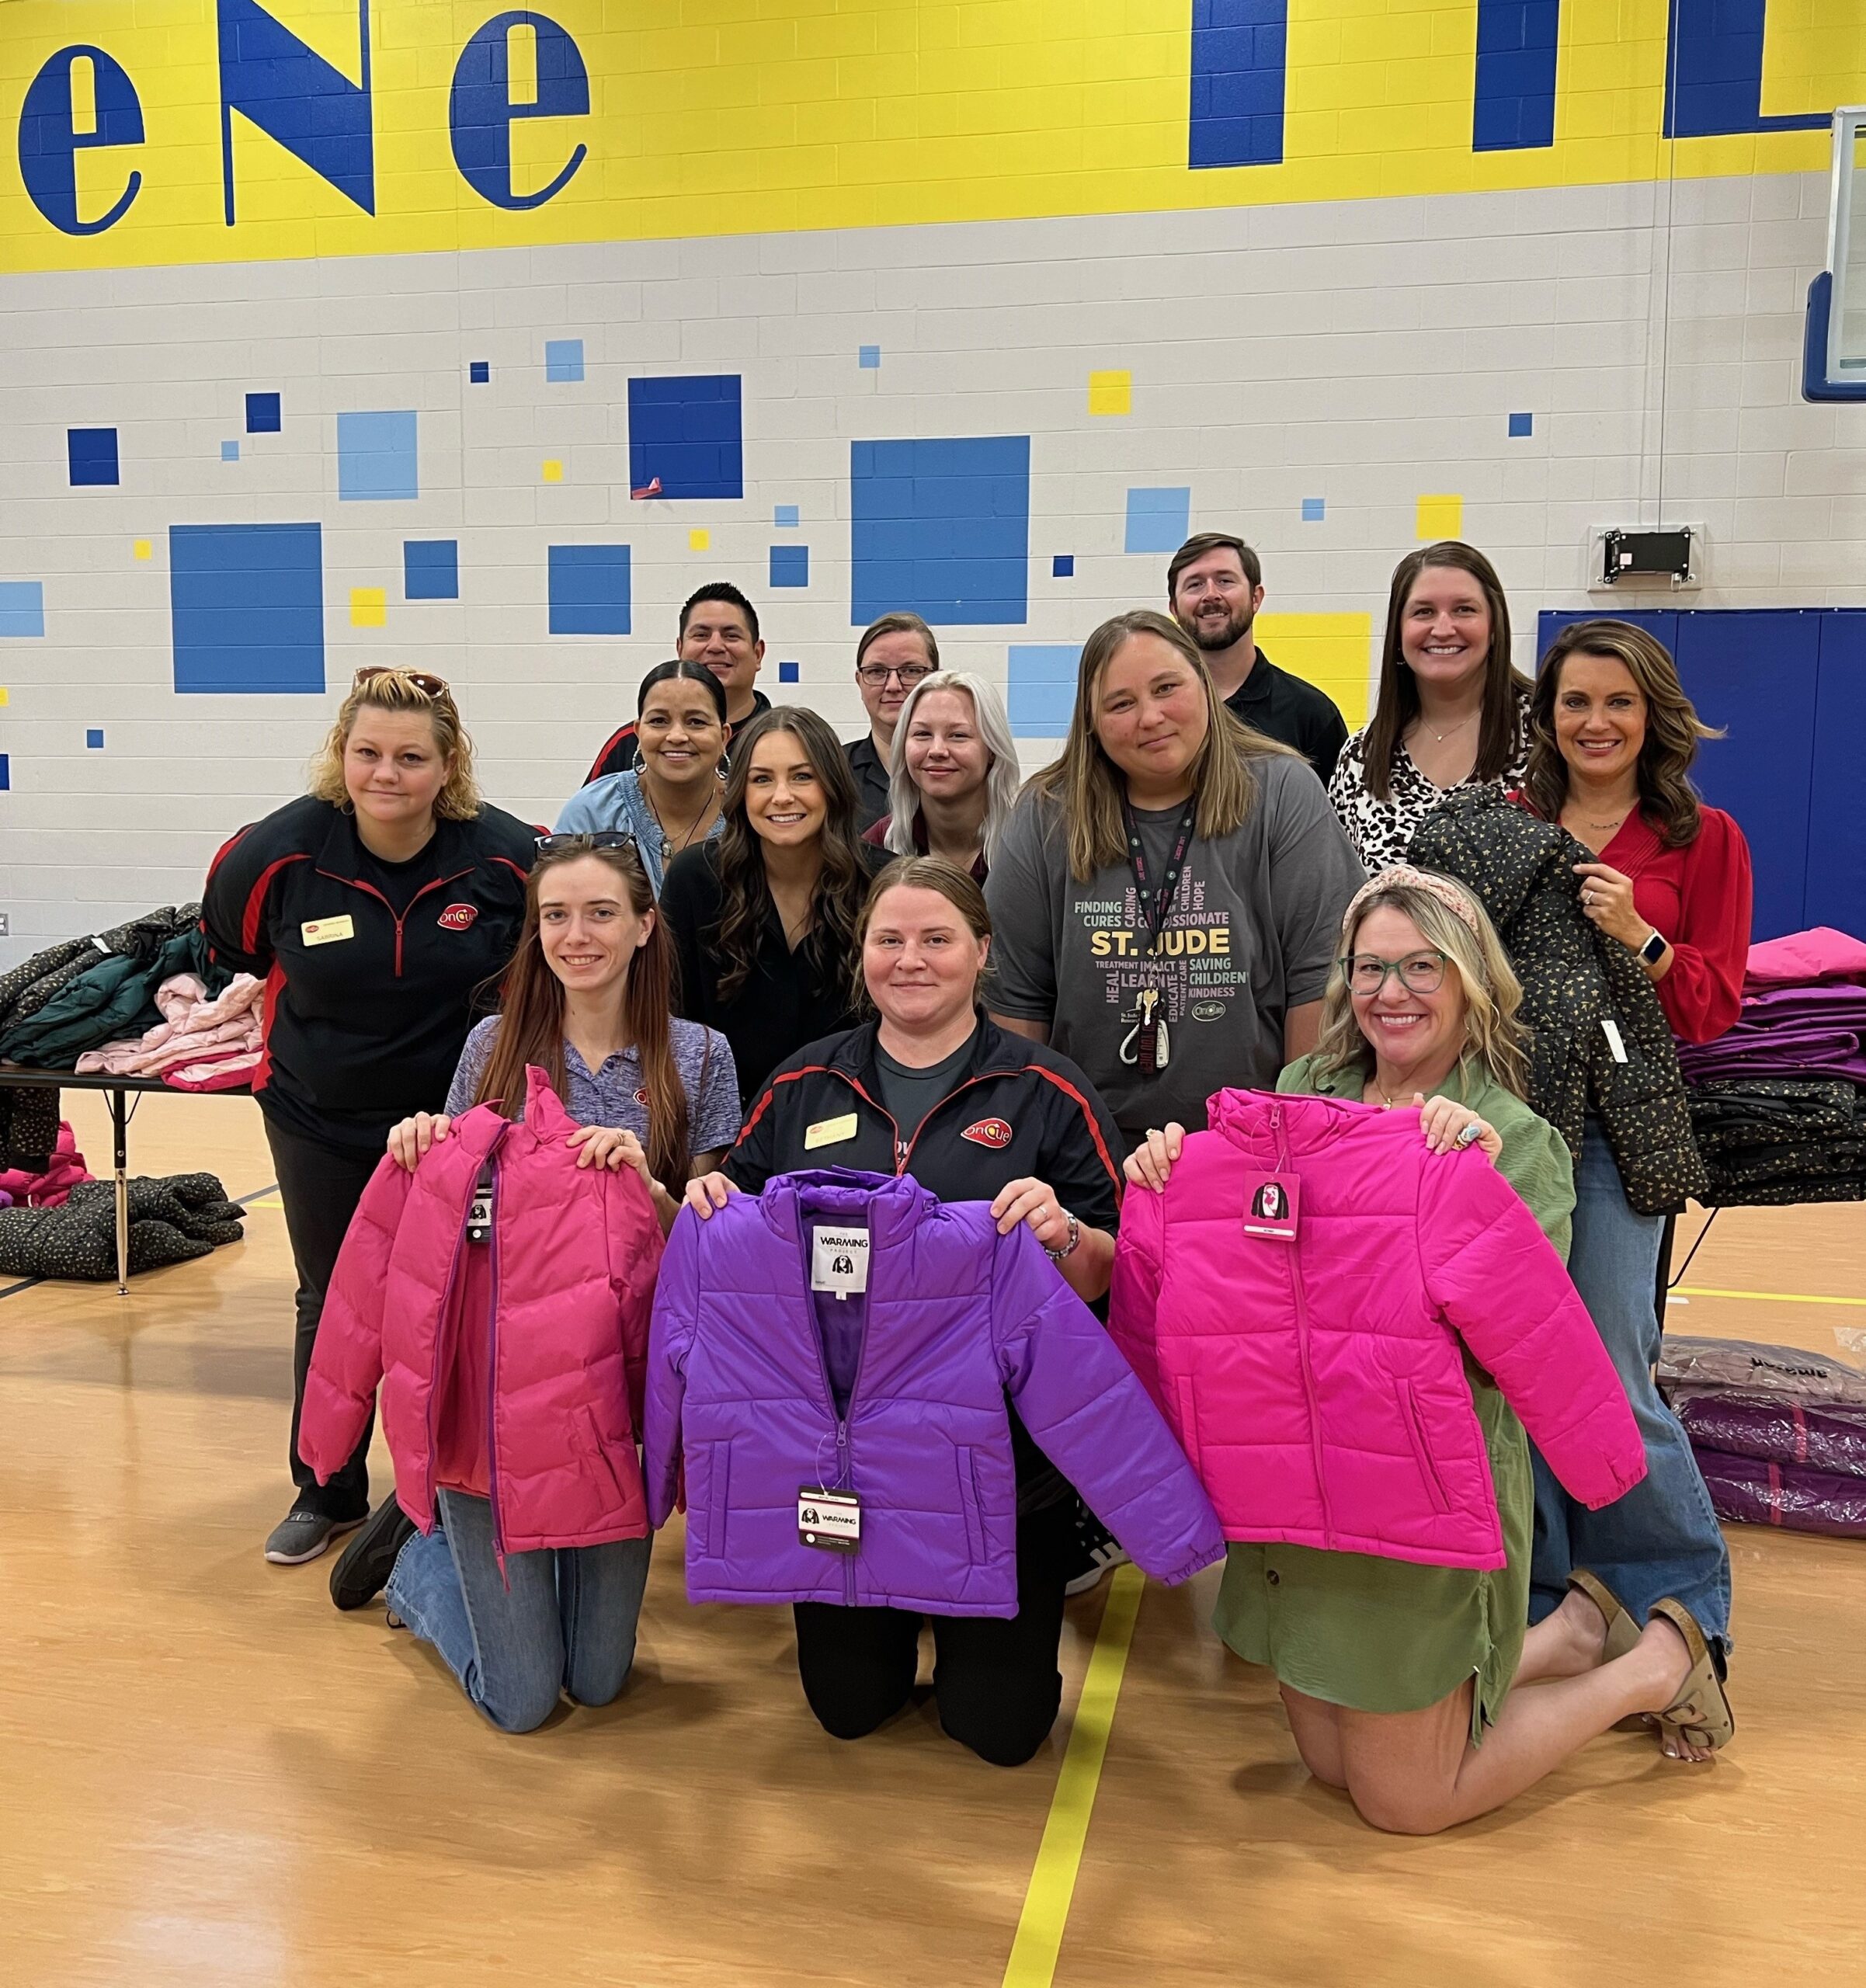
[1568,1570,1638,1663]
[1650,1597,1735,1753]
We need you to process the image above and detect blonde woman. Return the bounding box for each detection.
[203,667,537,1566]
[862,669,1021,882]
[1125,867,1729,1830]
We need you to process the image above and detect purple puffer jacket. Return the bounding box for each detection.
[645,1169,1223,1616]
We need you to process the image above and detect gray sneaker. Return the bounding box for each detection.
[264,1501,365,1566]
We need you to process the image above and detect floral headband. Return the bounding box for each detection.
[1341,864,1484,941]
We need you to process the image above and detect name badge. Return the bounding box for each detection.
[804,1112,859,1150]
[301,915,355,947]
[811,1227,870,1301]
[798,1486,860,1552]
[1242,1170,1301,1242]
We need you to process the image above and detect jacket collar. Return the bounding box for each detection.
[314,802,474,883]
[758,1166,936,1247]
[450,1065,581,1159]
[1208,1086,1375,1161]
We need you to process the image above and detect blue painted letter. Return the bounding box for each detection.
[217,0,374,225]
[1473,0,1559,151]
[1189,0,1287,170]
[1664,0,1826,138]
[18,47,144,236]
[450,12,589,211]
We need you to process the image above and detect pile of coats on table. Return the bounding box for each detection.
[1660,1336,1866,1539]
[0,1171,245,1281]
[1679,926,1866,1207]
[75,972,263,1091]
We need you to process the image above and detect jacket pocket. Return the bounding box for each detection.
[704,1440,731,1559]
[1175,1375,1203,1474]
[955,1444,986,1562]
[1399,1382,1454,1515]
[572,1406,631,1508]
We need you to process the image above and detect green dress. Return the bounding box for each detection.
[1211,1055,1576,1743]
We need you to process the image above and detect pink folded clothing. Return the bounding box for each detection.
[0,1122,92,1207]
[165,1050,263,1092]
[73,975,263,1082]
[1744,926,1866,992]
[1697,1450,1866,1538]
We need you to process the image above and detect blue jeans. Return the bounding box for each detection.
[385,1489,654,1733]
[1529,1124,1732,1649]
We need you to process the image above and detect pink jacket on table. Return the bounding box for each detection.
[300,1067,664,1556]
[1110,1089,1645,1572]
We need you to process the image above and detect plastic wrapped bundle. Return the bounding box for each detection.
[1673,1392,1866,1479]
[1696,1451,1866,1539]
[1656,1336,1866,1406]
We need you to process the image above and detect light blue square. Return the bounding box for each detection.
[86,728,105,749]
[404,540,459,601]
[221,440,240,463]
[774,504,800,528]
[1509,411,1534,437]
[169,523,325,694]
[1124,487,1191,555]
[1301,497,1326,523]
[858,345,881,369]
[778,660,800,683]
[546,339,586,384]
[337,411,419,502]
[770,544,809,589]
[1007,643,1082,737]
[548,544,631,635]
[0,581,46,638]
[850,436,1030,626]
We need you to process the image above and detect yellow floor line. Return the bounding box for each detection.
[1674,1286,1866,1309]
[1002,1562,1145,1988]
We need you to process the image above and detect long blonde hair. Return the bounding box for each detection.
[308,669,481,820]
[1312,871,1532,1100]
[1030,610,1297,882]
[883,671,1020,867]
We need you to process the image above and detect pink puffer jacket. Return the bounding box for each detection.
[1110,1089,1645,1571]
[301,1067,663,1555]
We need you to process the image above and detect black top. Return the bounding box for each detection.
[660,837,891,1107]
[201,795,537,1148]
[844,732,891,832]
[1224,648,1349,787]
[582,689,772,785]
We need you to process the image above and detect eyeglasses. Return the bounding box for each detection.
[856,662,936,688]
[353,666,450,698]
[1340,950,1449,996]
[536,832,639,857]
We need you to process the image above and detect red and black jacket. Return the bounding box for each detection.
[201,796,537,1149]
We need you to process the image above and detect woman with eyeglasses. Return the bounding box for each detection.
[554,661,730,896]
[845,613,940,830]
[202,668,538,1569]
[661,707,891,1107]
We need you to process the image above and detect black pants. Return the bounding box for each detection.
[792,1496,1075,1767]
[265,1116,379,1518]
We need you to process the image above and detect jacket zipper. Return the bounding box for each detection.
[831,1065,1025,1176]
[314,865,474,977]
[795,1198,872,1605]
[485,1127,511,1570]
[1270,1100,1334,1544]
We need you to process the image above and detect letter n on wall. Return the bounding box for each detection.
[1188,0,1287,170]
[217,0,375,226]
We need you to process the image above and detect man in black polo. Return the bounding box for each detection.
[1167,533,1348,785]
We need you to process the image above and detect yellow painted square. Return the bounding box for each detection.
[1088,369,1131,417]
[689,528,711,551]
[0,687,9,707]
[349,588,387,628]
[1256,613,1374,731]
[542,459,564,483]
[132,538,151,561]
[1416,495,1464,542]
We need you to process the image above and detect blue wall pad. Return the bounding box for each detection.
[546,339,586,384]
[1806,613,1866,942]
[548,544,631,635]
[1008,645,1082,737]
[86,728,104,749]
[774,505,800,528]
[1509,411,1534,437]
[1472,0,1559,152]
[1125,487,1192,555]
[221,440,240,463]
[770,545,809,589]
[1301,497,1326,522]
[850,436,1030,627]
[779,660,801,683]
[337,410,419,501]
[858,346,881,369]
[170,523,325,695]
[68,428,119,486]
[1189,0,1288,169]
[469,360,490,384]
[0,582,47,637]
[246,391,282,433]
[627,376,743,500]
[404,540,459,600]
[1053,554,1075,577]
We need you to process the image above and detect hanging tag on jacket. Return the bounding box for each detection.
[1600,1017,1629,1063]
[811,1227,870,1300]
[798,1486,861,1552]
[467,1163,495,1244]
[1241,1171,1300,1242]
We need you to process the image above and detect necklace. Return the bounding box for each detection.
[1413,711,1479,746]
[642,777,721,866]
[1371,1078,1400,1108]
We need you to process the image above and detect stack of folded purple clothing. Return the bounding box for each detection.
[1680,927,1866,1207]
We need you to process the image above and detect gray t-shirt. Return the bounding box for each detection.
[872,1030,979,1158]
[985,755,1365,1139]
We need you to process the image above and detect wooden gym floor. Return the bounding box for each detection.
[2,1091,1862,1988]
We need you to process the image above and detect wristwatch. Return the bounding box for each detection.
[1044,1211,1082,1262]
[1637,928,1669,966]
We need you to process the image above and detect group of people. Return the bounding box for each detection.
[199,528,1754,1833]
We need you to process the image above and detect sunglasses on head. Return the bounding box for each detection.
[535,832,640,857]
[353,666,450,698]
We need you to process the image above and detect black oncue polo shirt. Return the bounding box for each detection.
[844,732,891,832]
[1224,647,1350,786]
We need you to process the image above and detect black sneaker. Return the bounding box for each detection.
[263,1500,365,1566]
[1062,1500,1131,1597]
[328,1497,417,1610]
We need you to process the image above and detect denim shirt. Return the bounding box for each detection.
[554,769,725,898]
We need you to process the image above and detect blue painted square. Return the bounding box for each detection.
[68,428,119,486]
[546,339,586,384]
[469,361,491,384]
[404,540,459,601]
[1508,411,1534,437]
[221,440,240,464]
[1124,487,1192,556]
[0,753,9,791]
[1301,497,1326,522]
[627,376,743,501]
[778,660,801,683]
[774,504,800,528]
[548,545,631,635]
[86,728,104,749]
[0,582,47,638]
[858,345,881,370]
[245,392,281,434]
[770,545,809,589]
[169,523,325,694]
[337,411,419,502]
[1052,554,1075,578]
[850,436,1030,627]
[1008,644,1082,738]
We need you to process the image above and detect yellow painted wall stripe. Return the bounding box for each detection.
[1675,1285,1866,1309]
[1002,1562,1145,1988]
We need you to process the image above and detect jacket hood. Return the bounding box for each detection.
[1409,787,1567,931]
[1207,1086,1378,1160]
[450,1065,582,1161]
